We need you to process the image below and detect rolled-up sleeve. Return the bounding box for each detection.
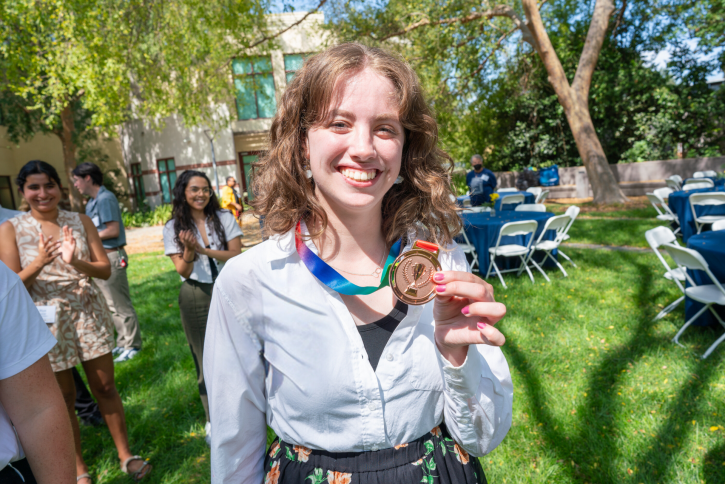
[204,279,267,483]
[436,346,513,456]
[435,242,513,456]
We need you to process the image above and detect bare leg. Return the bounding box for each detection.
[55,368,91,482]
[81,353,150,477]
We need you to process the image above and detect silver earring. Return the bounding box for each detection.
[394,176,404,185]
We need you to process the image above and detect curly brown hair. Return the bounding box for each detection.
[251,42,462,246]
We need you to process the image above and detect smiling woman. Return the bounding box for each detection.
[205,43,512,484]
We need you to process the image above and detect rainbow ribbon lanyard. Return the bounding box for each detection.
[295,221,402,296]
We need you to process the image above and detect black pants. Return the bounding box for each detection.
[72,367,101,420]
[0,458,37,484]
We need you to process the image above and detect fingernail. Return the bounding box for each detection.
[477,322,487,330]
[461,306,470,315]
[435,285,446,293]
[433,273,444,282]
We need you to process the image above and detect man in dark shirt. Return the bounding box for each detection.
[72,163,142,363]
[466,154,497,206]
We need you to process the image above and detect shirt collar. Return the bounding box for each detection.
[265,228,297,262]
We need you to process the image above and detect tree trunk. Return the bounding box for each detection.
[58,104,83,211]
[521,0,627,204]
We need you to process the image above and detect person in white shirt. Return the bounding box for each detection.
[204,43,513,484]
[0,260,75,483]
[162,170,243,441]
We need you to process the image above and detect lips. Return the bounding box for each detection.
[339,167,379,182]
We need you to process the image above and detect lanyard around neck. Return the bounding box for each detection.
[295,221,402,296]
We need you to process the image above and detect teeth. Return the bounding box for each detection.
[341,168,377,181]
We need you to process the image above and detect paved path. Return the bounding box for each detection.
[126,212,263,254]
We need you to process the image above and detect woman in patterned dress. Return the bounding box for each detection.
[0,161,151,483]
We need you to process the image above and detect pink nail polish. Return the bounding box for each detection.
[461,306,470,315]
[477,322,487,330]
[435,285,446,293]
[433,273,444,282]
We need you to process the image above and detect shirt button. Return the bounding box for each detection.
[386,353,394,362]
[367,402,376,411]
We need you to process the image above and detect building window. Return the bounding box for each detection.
[233,57,276,120]
[130,163,146,206]
[284,54,309,84]
[0,176,16,209]
[157,158,177,204]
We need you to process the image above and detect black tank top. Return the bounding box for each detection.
[356,300,408,371]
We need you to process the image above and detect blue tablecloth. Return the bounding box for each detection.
[668,184,725,242]
[685,231,725,326]
[457,191,535,210]
[460,211,556,273]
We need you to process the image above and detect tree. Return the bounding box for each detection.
[329,0,628,203]
[0,0,326,210]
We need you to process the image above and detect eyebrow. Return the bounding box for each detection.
[329,109,400,123]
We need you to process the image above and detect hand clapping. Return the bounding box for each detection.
[60,226,77,264]
[36,232,61,267]
[432,271,506,364]
[179,230,204,256]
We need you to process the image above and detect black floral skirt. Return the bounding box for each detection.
[263,424,487,484]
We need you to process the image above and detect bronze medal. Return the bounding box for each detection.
[389,240,442,305]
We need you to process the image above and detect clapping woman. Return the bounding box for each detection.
[204,43,512,484]
[0,161,151,482]
[162,170,243,441]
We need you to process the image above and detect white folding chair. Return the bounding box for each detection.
[526,187,543,198]
[497,187,518,193]
[485,220,538,289]
[663,244,725,359]
[535,189,550,204]
[670,175,683,185]
[653,187,673,202]
[701,170,718,178]
[524,214,571,282]
[558,205,580,267]
[689,192,725,234]
[666,179,682,191]
[712,219,725,231]
[499,193,526,209]
[683,179,714,191]
[693,171,706,178]
[514,204,546,212]
[645,227,686,321]
[646,192,680,235]
[457,228,479,272]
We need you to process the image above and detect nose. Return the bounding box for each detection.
[347,127,376,162]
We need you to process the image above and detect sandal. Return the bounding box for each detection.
[77,473,92,483]
[121,456,152,481]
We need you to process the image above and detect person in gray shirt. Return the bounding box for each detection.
[72,163,142,363]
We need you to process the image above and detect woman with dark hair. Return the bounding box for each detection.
[0,160,151,482]
[204,43,512,484]
[162,170,242,440]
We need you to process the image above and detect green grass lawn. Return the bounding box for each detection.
[548,203,659,220]
[79,247,725,484]
[566,219,664,248]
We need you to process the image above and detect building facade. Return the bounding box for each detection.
[121,12,326,209]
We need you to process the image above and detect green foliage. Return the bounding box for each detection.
[122,203,172,228]
[451,172,468,196]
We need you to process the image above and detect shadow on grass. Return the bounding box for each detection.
[501,249,724,483]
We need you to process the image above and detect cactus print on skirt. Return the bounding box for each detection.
[263,423,487,484]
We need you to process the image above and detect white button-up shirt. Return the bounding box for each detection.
[163,210,243,283]
[204,229,513,484]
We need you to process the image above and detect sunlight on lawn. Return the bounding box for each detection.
[79,246,725,483]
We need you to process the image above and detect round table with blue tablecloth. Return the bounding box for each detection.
[457,191,535,210]
[460,211,556,274]
[667,183,725,242]
[685,230,725,326]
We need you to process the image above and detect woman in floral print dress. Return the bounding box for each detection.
[205,44,513,484]
[0,161,151,482]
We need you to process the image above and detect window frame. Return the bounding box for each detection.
[283,53,312,85]
[129,163,146,206]
[0,175,16,210]
[156,158,177,204]
[232,56,277,121]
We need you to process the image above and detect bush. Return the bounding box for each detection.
[122,202,172,228]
